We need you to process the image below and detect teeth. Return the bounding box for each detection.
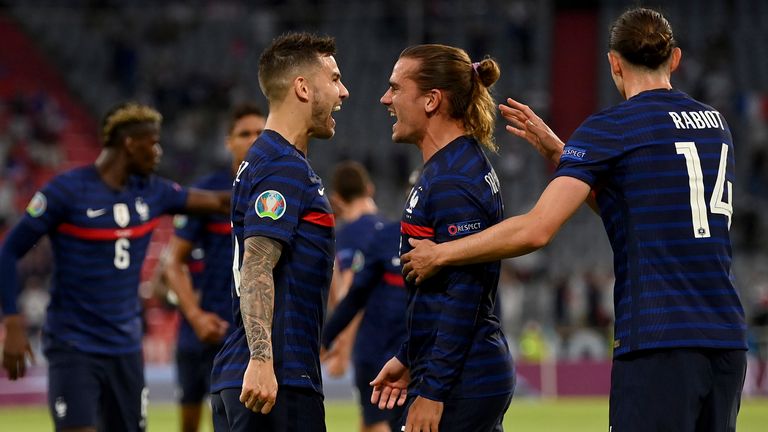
[333,105,341,112]
[389,112,396,117]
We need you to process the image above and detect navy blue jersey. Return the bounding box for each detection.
[173,169,235,351]
[397,136,514,401]
[335,213,386,273]
[211,130,335,395]
[322,220,408,367]
[555,89,746,356]
[3,165,188,354]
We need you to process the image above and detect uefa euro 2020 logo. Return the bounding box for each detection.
[255,190,287,220]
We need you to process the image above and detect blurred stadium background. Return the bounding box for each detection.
[1,0,767,430]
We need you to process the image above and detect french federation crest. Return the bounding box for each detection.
[113,203,130,228]
[135,197,149,221]
[255,190,286,220]
[405,187,421,214]
[26,191,47,217]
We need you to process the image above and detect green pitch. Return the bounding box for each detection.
[1,398,766,431]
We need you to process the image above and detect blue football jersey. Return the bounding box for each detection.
[173,169,235,351]
[397,136,514,401]
[210,130,334,395]
[335,213,386,274]
[14,165,188,354]
[322,220,408,367]
[555,89,746,356]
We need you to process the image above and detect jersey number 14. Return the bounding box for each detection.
[675,142,733,238]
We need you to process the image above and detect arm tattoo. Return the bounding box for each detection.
[240,236,282,361]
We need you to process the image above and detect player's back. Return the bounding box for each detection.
[557,89,746,356]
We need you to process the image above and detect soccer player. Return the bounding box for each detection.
[322,160,383,377]
[209,32,348,431]
[321,161,407,432]
[371,45,515,432]
[161,104,265,432]
[402,8,746,432]
[0,102,230,432]
[323,219,407,432]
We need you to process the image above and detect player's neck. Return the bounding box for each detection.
[622,72,672,100]
[94,148,131,190]
[341,197,378,222]
[418,119,466,163]
[264,110,310,155]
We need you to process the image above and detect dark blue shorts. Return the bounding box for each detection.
[211,386,325,432]
[610,348,746,432]
[176,345,220,404]
[398,392,512,432]
[355,361,405,428]
[46,338,147,431]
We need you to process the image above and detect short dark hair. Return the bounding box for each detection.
[332,160,371,203]
[609,8,676,69]
[228,103,264,134]
[399,44,501,152]
[101,102,162,147]
[258,32,336,103]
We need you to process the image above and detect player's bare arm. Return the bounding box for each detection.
[162,236,229,344]
[500,97,564,165]
[239,236,282,414]
[185,188,231,215]
[1,314,35,380]
[500,98,599,214]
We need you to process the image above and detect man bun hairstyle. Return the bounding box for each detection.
[400,44,501,152]
[609,7,676,69]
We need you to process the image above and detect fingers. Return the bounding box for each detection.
[397,389,408,406]
[3,354,26,380]
[239,388,277,414]
[386,388,403,409]
[378,385,394,410]
[370,385,382,405]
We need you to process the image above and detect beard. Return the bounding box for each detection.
[308,97,335,139]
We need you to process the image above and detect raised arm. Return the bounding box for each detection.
[238,236,282,414]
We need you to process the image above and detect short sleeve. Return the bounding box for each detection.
[156,177,190,215]
[554,112,624,187]
[242,155,308,245]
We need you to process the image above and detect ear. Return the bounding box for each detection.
[669,47,682,73]
[607,51,623,77]
[294,76,311,103]
[424,89,442,115]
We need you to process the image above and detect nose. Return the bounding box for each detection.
[154,143,163,159]
[380,89,392,105]
[339,81,349,100]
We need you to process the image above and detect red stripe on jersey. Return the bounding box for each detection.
[206,221,231,235]
[400,221,434,238]
[382,271,405,287]
[188,260,205,274]
[57,219,161,241]
[301,212,335,227]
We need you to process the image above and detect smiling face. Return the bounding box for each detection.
[308,54,349,139]
[380,57,428,145]
[126,122,162,176]
[227,114,266,167]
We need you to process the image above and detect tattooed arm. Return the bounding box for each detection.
[238,236,282,414]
